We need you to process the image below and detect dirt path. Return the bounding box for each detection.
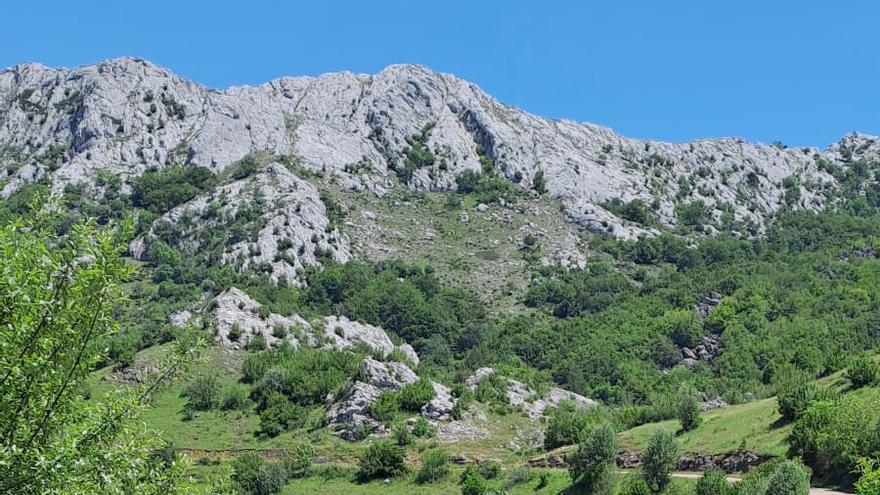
[670,472,852,495]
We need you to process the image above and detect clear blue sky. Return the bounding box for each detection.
[2,1,878,148]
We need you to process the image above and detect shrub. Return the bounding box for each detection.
[477,460,501,480]
[642,429,680,492]
[459,464,488,495]
[415,450,449,484]
[532,170,546,194]
[131,165,217,214]
[246,332,268,351]
[695,468,732,495]
[393,423,414,446]
[544,401,607,450]
[847,354,879,388]
[764,460,811,495]
[568,422,618,491]
[619,475,651,495]
[412,416,436,438]
[676,386,702,431]
[228,324,242,342]
[231,452,288,495]
[399,378,435,411]
[184,373,220,411]
[258,392,304,437]
[221,383,251,411]
[283,442,314,479]
[367,392,400,422]
[855,457,880,495]
[357,440,406,480]
[246,347,361,407]
[776,375,816,422]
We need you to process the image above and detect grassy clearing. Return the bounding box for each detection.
[618,397,789,456]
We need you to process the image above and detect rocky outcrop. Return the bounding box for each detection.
[210,288,312,349]
[3,58,878,237]
[131,162,350,283]
[327,357,420,440]
[616,451,769,474]
[679,335,721,369]
[320,316,395,358]
[693,291,724,319]
[422,381,455,420]
[466,367,596,418]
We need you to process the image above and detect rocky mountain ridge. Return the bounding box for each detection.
[3,57,879,238]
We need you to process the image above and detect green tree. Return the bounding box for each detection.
[568,422,618,492]
[695,468,732,495]
[642,429,680,493]
[776,373,816,422]
[764,460,811,495]
[0,209,200,494]
[676,385,702,431]
[357,440,406,480]
[459,464,488,495]
[847,354,879,388]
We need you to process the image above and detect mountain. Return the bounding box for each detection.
[3,58,880,494]
[3,57,878,242]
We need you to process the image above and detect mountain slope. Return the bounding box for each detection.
[3,57,879,238]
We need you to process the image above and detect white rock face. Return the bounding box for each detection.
[3,57,878,236]
[132,162,350,283]
[422,381,455,421]
[466,367,596,418]
[320,316,396,358]
[210,288,311,349]
[361,357,419,390]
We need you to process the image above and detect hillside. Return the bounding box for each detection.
[3,58,880,495]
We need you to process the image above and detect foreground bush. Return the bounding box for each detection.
[357,440,406,480]
[764,460,811,495]
[568,422,618,491]
[459,464,489,495]
[695,468,732,495]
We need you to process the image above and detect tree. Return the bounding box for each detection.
[695,468,732,495]
[642,429,680,493]
[357,440,406,480]
[459,464,488,495]
[568,422,618,492]
[532,170,546,194]
[676,385,702,431]
[847,354,879,389]
[764,460,811,495]
[0,208,200,494]
[776,374,816,422]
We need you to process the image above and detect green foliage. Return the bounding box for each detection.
[284,442,315,479]
[454,170,521,204]
[257,392,304,437]
[367,391,400,422]
[231,452,288,495]
[131,165,217,214]
[221,383,251,411]
[544,401,612,449]
[603,198,658,226]
[675,200,709,229]
[244,346,361,408]
[477,460,501,480]
[641,429,680,492]
[415,449,450,484]
[184,372,221,411]
[399,378,436,412]
[847,354,879,388]
[775,373,816,422]
[398,124,436,183]
[568,422,618,491]
[393,422,414,446]
[695,468,732,495]
[855,457,880,495]
[357,440,407,480]
[459,464,488,495]
[676,386,702,432]
[790,394,880,480]
[532,170,546,194]
[764,460,811,495]
[525,261,633,317]
[412,416,436,438]
[0,211,197,494]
